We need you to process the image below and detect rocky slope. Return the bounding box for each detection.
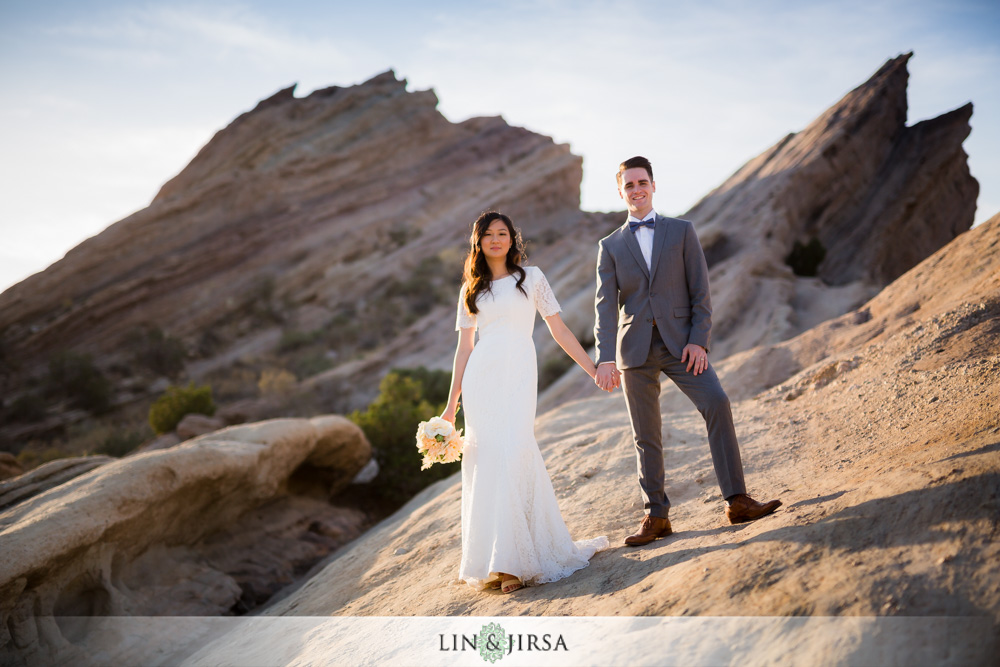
[0,416,371,665]
[23,213,997,667]
[0,70,603,450]
[539,53,977,411]
[190,212,1000,665]
[0,54,978,458]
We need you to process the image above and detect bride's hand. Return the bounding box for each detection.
[441,406,457,425]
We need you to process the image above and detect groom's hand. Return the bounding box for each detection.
[682,344,709,376]
[595,363,620,392]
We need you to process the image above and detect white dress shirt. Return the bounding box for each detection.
[598,210,657,369]
[627,209,657,270]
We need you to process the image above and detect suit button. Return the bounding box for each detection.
[650,293,656,297]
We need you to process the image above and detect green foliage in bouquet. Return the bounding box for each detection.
[149,383,216,435]
[350,367,461,506]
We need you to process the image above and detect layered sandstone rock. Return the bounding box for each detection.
[0,55,978,453]
[0,416,371,665]
[57,214,990,667]
[0,70,586,447]
[183,214,1000,667]
[539,53,978,411]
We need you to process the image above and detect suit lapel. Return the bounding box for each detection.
[648,214,669,282]
[621,221,650,279]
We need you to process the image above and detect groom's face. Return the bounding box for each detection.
[618,167,656,218]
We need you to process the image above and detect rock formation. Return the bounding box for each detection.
[0,69,590,448]
[0,416,371,665]
[35,212,997,667]
[539,52,978,411]
[189,212,1000,665]
[0,55,978,457]
[0,54,993,665]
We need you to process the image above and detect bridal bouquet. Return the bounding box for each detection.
[416,417,464,470]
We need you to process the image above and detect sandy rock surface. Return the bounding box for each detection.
[0,416,371,665]
[180,216,1000,665]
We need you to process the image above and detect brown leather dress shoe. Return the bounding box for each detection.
[725,494,782,524]
[624,514,673,546]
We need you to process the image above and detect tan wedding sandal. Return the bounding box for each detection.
[501,575,523,593]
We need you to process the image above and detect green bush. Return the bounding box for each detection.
[3,393,48,422]
[125,326,186,378]
[291,352,333,379]
[349,368,458,505]
[785,237,827,277]
[47,351,113,414]
[96,428,148,457]
[279,328,323,352]
[539,354,574,390]
[149,383,216,435]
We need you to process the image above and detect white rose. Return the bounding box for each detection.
[424,417,452,438]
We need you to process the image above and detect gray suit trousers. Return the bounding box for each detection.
[621,328,747,518]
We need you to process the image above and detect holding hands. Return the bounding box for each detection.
[594,363,620,392]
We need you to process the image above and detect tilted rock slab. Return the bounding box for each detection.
[539,52,979,412]
[0,415,370,665]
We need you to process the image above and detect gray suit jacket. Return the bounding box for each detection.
[594,214,713,369]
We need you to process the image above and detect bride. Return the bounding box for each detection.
[441,210,610,594]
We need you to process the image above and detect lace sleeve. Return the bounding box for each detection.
[532,267,562,318]
[455,284,477,331]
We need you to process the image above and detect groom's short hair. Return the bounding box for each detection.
[617,156,654,186]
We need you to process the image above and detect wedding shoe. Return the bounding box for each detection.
[501,575,523,593]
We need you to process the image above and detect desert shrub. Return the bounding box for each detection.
[239,275,284,324]
[149,383,216,434]
[785,238,827,277]
[258,368,297,397]
[391,366,451,405]
[196,329,224,357]
[539,354,574,390]
[125,326,186,378]
[388,225,420,247]
[278,328,323,352]
[95,429,148,457]
[349,368,459,505]
[3,393,48,423]
[16,445,75,470]
[290,352,333,379]
[46,351,113,414]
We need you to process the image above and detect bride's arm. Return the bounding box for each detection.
[543,313,602,384]
[442,327,476,424]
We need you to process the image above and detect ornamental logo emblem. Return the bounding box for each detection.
[478,622,508,663]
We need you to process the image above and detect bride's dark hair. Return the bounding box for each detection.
[463,210,527,315]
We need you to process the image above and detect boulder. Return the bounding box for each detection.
[175,413,225,439]
[0,415,371,665]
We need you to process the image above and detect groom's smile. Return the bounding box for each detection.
[618,166,656,219]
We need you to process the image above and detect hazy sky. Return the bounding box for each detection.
[2,0,998,293]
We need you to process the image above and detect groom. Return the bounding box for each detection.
[594,156,781,546]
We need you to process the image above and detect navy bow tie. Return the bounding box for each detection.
[628,217,655,232]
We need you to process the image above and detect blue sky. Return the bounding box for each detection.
[2,0,998,292]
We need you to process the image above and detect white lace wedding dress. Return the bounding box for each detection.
[455,265,609,589]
